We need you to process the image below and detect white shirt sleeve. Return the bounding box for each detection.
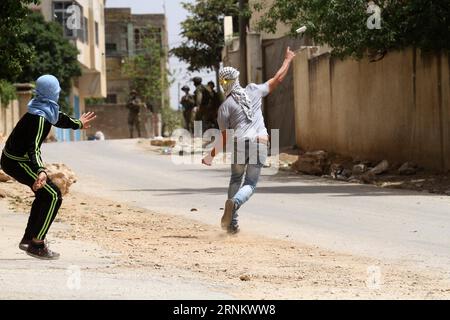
[217,104,230,130]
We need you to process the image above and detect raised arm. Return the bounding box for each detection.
[54,112,83,129]
[54,112,96,130]
[267,47,296,94]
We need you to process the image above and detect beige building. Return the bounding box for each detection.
[83,8,169,140]
[104,8,168,106]
[31,0,107,141]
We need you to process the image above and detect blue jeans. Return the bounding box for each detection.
[227,141,268,226]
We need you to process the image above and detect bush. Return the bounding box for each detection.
[162,106,183,137]
[0,80,17,106]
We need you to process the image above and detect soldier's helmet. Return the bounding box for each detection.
[181,85,190,92]
[192,77,202,86]
[130,89,137,95]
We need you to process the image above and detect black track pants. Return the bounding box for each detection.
[1,154,62,241]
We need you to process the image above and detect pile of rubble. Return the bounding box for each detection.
[147,137,212,156]
[0,163,77,196]
[287,150,450,195]
[150,138,176,148]
[291,150,421,181]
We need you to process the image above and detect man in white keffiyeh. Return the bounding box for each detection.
[218,67,253,121]
[202,47,296,234]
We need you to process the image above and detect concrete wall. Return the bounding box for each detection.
[263,36,308,147]
[0,98,20,139]
[293,47,450,171]
[85,103,152,139]
[249,0,290,40]
[222,37,241,70]
[247,33,263,84]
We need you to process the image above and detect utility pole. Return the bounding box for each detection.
[239,0,249,86]
[177,82,181,111]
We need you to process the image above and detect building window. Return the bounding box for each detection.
[105,94,117,104]
[95,21,99,46]
[105,43,117,55]
[52,1,87,43]
[134,28,141,49]
[83,17,88,43]
[133,27,163,51]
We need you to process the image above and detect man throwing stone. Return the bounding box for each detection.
[202,47,296,234]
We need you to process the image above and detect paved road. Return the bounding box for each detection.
[0,202,232,299]
[43,139,450,272]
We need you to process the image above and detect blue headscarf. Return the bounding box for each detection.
[28,75,61,125]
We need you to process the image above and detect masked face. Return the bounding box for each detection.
[35,74,61,102]
[219,78,235,97]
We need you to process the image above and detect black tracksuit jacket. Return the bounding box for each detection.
[2,112,83,173]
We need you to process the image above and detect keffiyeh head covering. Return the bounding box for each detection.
[219,67,253,121]
[28,74,61,124]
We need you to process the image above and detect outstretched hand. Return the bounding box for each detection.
[285,46,296,62]
[268,47,297,93]
[79,112,97,129]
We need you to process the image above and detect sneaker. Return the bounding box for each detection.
[20,238,48,251]
[19,239,31,251]
[26,243,60,260]
[221,199,235,230]
[227,224,240,235]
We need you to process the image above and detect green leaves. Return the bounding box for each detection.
[0,80,17,106]
[16,12,81,113]
[0,0,40,81]
[171,0,240,72]
[0,2,80,113]
[256,0,450,59]
[122,26,168,105]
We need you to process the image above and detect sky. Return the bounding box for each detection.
[106,0,217,109]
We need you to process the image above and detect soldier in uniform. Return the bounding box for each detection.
[180,85,195,133]
[126,90,142,138]
[207,81,223,129]
[192,77,211,133]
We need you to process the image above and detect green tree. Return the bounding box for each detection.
[123,27,181,135]
[17,12,81,112]
[256,0,450,59]
[0,0,39,82]
[170,0,240,86]
[123,28,168,106]
[0,80,17,106]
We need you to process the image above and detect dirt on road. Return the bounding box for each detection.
[2,179,450,300]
